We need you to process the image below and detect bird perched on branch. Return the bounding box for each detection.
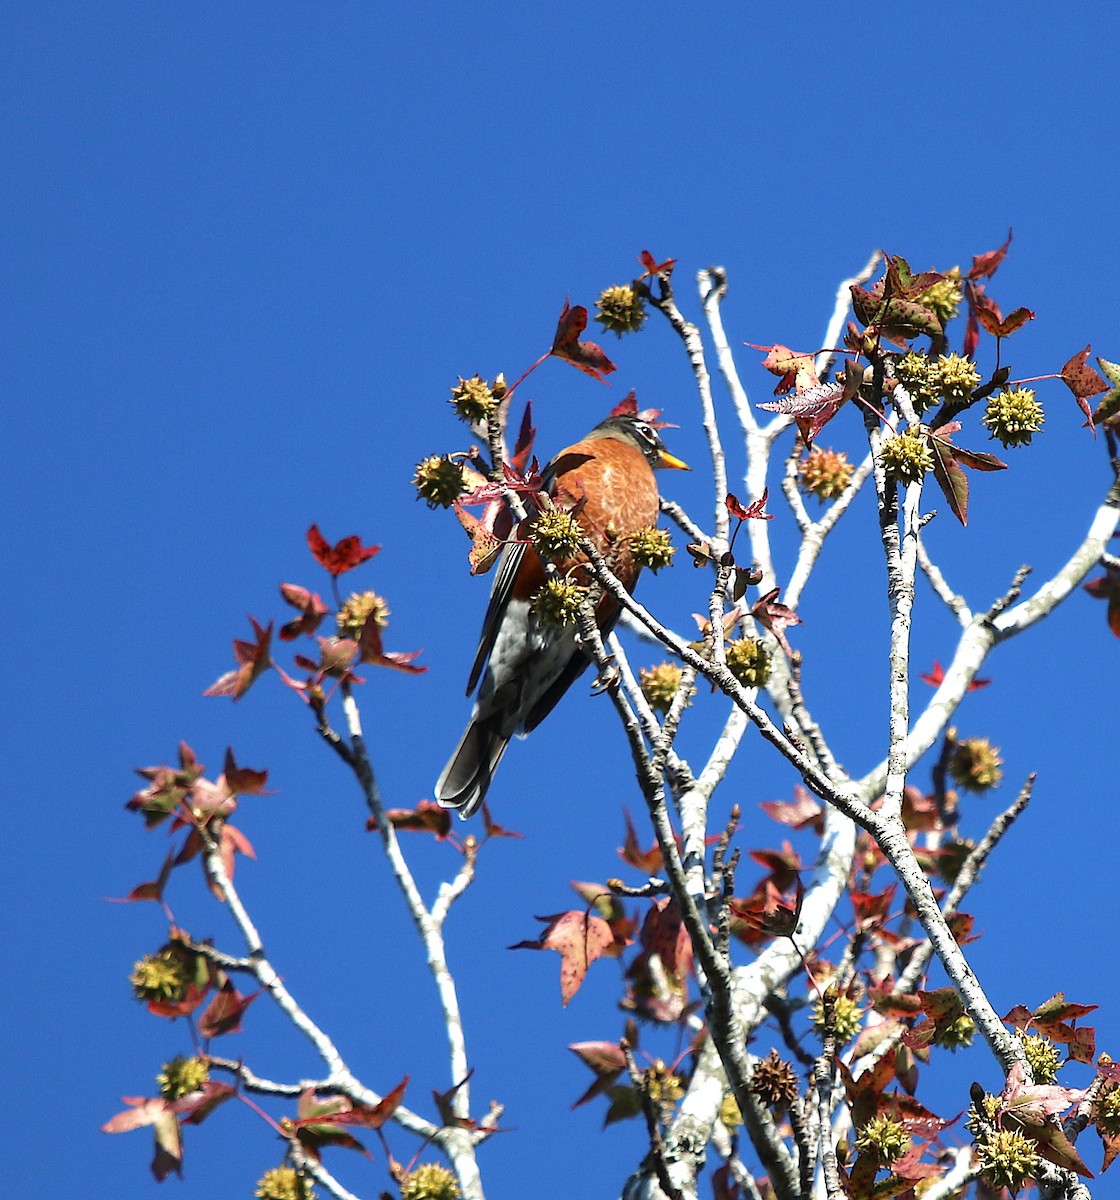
[435,411,689,818]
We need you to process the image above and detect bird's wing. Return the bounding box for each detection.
[466,539,527,696]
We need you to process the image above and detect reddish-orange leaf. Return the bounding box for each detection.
[550,300,617,382]
[638,898,692,979]
[725,489,773,521]
[638,249,676,278]
[510,399,537,475]
[223,748,269,796]
[112,849,177,904]
[198,981,260,1038]
[976,303,1035,338]
[760,786,824,833]
[1061,345,1109,430]
[1084,565,1120,638]
[372,800,452,838]
[510,911,622,1006]
[569,1040,628,1109]
[278,583,330,641]
[919,660,991,690]
[307,524,381,575]
[968,229,1013,280]
[204,616,274,701]
[357,614,427,674]
[618,808,664,874]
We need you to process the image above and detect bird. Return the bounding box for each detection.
[435,411,689,818]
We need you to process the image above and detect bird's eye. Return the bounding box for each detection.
[634,421,654,441]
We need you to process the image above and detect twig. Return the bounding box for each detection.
[621,1040,686,1200]
[649,268,729,544]
[340,687,474,1127]
[917,535,972,624]
[195,824,437,1139]
[812,991,845,1200]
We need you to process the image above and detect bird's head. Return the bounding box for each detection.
[587,414,690,471]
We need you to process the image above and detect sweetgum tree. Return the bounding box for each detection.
[106,240,1120,1200]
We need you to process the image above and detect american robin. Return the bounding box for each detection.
[436,412,689,817]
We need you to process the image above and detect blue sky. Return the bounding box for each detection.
[5,4,1119,1198]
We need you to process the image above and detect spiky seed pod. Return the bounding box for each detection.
[893,350,937,413]
[1093,1085,1120,1136]
[1021,1034,1061,1084]
[130,950,192,1003]
[255,1166,316,1200]
[644,1060,685,1106]
[640,662,688,714]
[935,1013,976,1051]
[798,447,855,501]
[718,1092,743,1129]
[530,509,584,561]
[929,353,981,405]
[982,387,1045,448]
[854,1115,912,1167]
[400,1164,461,1200]
[413,455,467,508]
[337,591,390,640]
[974,1128,1041,1194]
[448,374,498,423]
[725,637,771,689]
[749,1049,799,1113]
[530,579,589,630]
[626,526,675,571]
[812,993,862,1045]
[948,737,1003,793]
[938,837,975,885]
[917,269,964,324]
[156,1055,210,1101]
[594,284,647,336]
[880,428,934,485]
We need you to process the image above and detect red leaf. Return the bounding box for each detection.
[569,1040,628,1109]
[1084,565,1120,638]
[638,250,676,279]
[757,382,847,445]
[175,1080,236,1125]
[372,800,452,839]
[919,660,991,691]
[112,849,177,904]
[223,748,270,797]
[759,785,824,833]
[638,898,692,979]
[198,981,260,1038]
[510,400,537,475]
[974,304,1037,338]
[1061,345,1109,430]
[619,808,667,874]
[452,501,504,575]
[968,230,1013,280]
[307,524,381,576]
[204,617,273,701]
[357,615,427,674]
[927,435,970,526]
[726,488,773,522]
[295,1078,408,1131]
[510,910,624,1005]
[102,1097,183,1181]
[551,300,617,382]
[751,587,801,658]
[279,583,330,641]
[748,342,820,394]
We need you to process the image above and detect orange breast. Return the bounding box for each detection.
[510,436,659,604]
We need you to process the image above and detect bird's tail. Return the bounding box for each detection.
[435,718,510,819]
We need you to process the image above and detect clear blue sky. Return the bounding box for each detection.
[5,4,1118,1198]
